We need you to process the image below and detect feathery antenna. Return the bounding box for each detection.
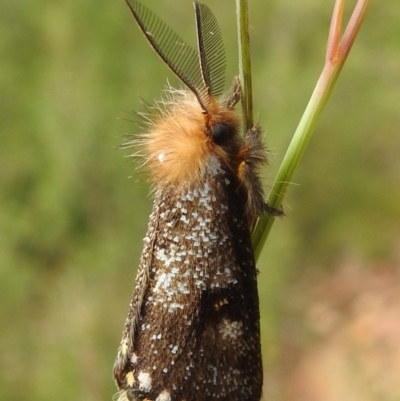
[194,0,226,98]
[125,0,226,112]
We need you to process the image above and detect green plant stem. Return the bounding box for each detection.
[236,0,253,130]
[252,62,342,260]
[252,0,371,261]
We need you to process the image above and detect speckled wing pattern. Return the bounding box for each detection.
[113,156,262,401]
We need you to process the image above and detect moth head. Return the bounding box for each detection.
[140,89,241,187]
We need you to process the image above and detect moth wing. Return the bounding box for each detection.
[113,206,160,383]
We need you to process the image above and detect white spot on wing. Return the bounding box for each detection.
[130,353,138,364]
[138,371,152,392]
[156,390,171,401]
[218,319,244,341]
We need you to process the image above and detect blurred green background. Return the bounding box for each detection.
[1,0,400,400]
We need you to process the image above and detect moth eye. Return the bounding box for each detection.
[210,123,231,145]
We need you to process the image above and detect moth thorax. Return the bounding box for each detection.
[144,91,241,188]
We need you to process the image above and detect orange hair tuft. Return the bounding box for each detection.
[136,89,240,188]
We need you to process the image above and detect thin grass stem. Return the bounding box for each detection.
[236,0,254,131]
[251,0,371,261]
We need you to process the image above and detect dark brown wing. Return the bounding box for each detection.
[113,168,262,401]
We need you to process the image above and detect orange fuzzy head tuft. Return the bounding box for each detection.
[136,89,241,188]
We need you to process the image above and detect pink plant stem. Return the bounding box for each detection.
[326,0,344,62]
[340,0,371,59]
[252,0,371,257]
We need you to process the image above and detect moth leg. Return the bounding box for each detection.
[222,76,241,109]
[245,123,284,217]
[264,202,284,216]
[238,123,283,229]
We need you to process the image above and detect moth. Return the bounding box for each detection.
[114,1,273,400]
